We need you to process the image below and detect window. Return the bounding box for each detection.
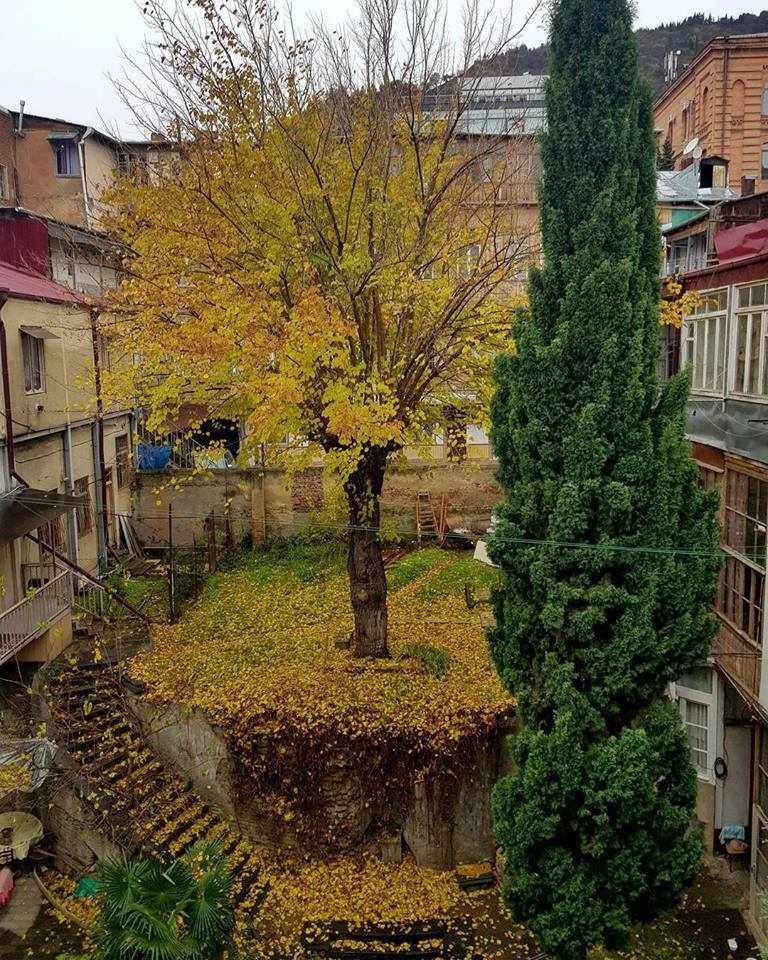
[51,138,80,177]
[97,333,111,372]
[734,283,768,397]
[0,163,8,203]
[716,463,768,646]
[764,84,768,116]
[38,510,65,553]
[115,435,130,489]
[457,244,481,278]
[21,331,45,393]
[763,144,768,181]
[675,667,716,779]
[681,288,727,394]
[74,476,93,536]
[658,325,679,385]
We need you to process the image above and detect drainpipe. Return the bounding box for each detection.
[77,129,93,229]
[0,289,26,488]
[57,317,79,566]
[89,307,109,572]
[1,290,23,604]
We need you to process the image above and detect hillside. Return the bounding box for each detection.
[472,11,768,96]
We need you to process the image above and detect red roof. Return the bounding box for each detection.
[715,218,768,264]
[0,260,85,305]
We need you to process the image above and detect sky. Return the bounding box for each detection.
[1,0,767,136]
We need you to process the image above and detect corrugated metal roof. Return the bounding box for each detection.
[0,261,85,305]
[460,75,547,93]
[657,166,737,204]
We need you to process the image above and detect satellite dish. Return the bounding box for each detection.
[683,137,700,156]
[692,146,703,160]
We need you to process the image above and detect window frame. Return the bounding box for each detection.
[0,163,8,203]
[671,667,719,783]
[681,287,729,396]
[456,244,481,278]
[115,434,131,489]
[20,330,45,394]
[74,476,94,536]
[51,138,81,178]
[715,458,768,651]
[732,282,768,400]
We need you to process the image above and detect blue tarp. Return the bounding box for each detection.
[137,444,171,470]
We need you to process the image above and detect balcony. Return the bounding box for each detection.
[0,571,72,667]
[712,615,761,703]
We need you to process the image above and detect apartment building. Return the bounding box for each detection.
[0,259,135,668]
[663,192,768,938]
[0,103,172,231]
[0,104,151,670]
[654,33,768,191]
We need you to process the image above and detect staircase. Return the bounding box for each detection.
[416,493,448,546]
[45,659,267,917]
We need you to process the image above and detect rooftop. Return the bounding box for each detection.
[0,259,85,305]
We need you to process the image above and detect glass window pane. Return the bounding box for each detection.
[678,666,713,693]
[737,314,748,391]
[740,286,752,309]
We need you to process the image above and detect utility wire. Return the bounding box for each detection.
[8,494,767,562]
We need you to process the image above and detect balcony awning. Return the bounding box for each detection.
[0,488,86,542]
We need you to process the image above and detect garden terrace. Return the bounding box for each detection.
[129,544,515,857]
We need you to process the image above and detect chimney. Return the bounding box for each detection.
[741,176,756,197]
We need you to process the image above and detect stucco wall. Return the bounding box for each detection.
[132,460,502,550]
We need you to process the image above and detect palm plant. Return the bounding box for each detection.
[91,840,235,960]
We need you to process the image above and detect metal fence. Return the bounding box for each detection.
[0,571,72,667]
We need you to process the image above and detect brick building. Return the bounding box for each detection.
[654,34,768,192]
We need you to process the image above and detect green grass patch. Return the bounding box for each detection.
[386,548,446,591]
[415,553,499,599]
[400,643,451,678]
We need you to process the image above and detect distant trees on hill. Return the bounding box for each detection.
[472,11,768,95]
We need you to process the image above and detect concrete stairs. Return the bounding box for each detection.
[45,659,267,917]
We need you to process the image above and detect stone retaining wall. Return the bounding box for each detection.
[125,689,515,869]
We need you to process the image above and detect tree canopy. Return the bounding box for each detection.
[102,0,536,655]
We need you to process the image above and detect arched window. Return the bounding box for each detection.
[732,79,745,115]
[702,85,709,122]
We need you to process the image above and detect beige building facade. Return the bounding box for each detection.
[0,264,134,667]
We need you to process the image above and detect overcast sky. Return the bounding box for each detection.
[2,0,766,136]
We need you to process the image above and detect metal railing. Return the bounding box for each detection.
[0,571,72,667]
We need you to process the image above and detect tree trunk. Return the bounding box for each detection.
[346,450,389,658]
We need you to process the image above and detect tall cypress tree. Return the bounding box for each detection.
[488,1,721,958]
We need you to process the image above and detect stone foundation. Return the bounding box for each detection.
[125,688,515,868]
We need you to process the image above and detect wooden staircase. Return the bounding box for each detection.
[45,659,267,918]
[416,492,448,546]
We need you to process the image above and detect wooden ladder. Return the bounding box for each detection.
[416,492,448,546]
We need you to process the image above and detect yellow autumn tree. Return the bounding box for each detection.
[101,0,538,657]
